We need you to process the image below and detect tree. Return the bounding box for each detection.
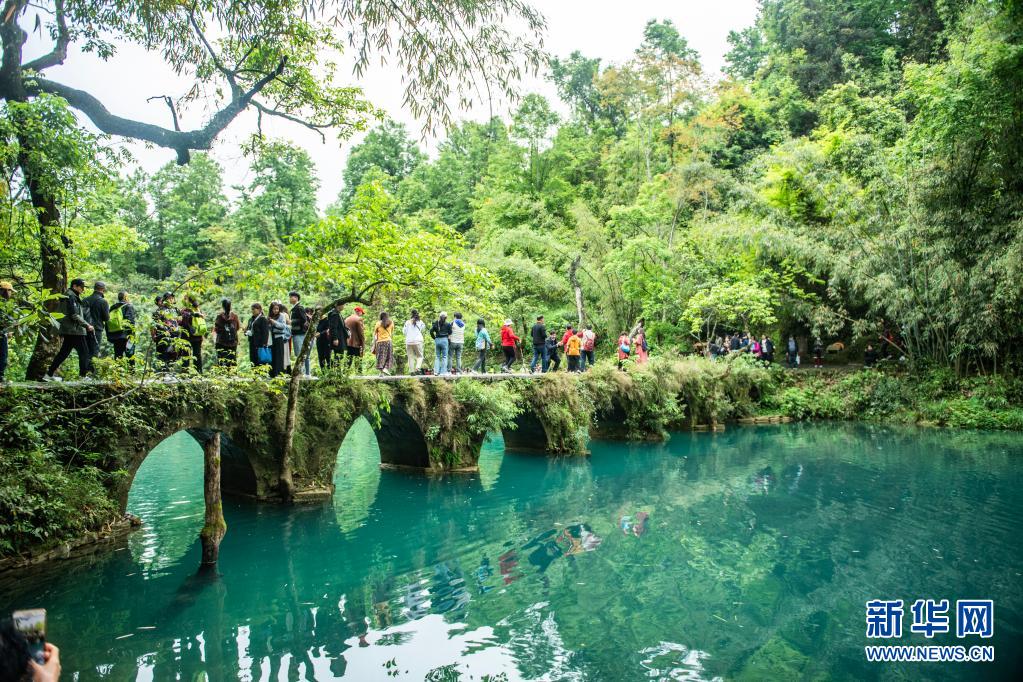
[235,139,320,243]
[336,119,424,212]
[0,0,546,378]
[682,281,778,352]
[146,154,228,277]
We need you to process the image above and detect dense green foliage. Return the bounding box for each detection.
[4,0,1022,380]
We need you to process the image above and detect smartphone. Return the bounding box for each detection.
[12,609,46,665]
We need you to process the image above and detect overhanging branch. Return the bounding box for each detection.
[22,0,66,72]
[26,57,287,164]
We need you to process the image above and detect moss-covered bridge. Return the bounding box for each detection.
[6,358,775,511]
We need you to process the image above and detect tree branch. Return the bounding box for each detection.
[251,100,326,143]
[22,0,65,72]
[26,57,287,164]
[146,95,181,131]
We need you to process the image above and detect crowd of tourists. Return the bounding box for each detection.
[3,277,886,384]
[26,279,624,382]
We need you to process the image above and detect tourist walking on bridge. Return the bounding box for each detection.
[181,294,207,374]
[565,330,582,372]
[471,319,492,373]
[326,301,348,366]
[580,325,596,370]
[403,309,426,374]
[345,306,366,369]
[213,298,241,367]
[268,301,290,378]
[449,312,466,374]
[500,319,519,372]
[373,311,395,375]
[430,311,452,375]
[530,315,548,373]
[107,291,137,362]
[289,291,311,376]
[0,281,13,383]
[246,303,270,369]
[82,281,109,364]
[44,278,93,381]
[313,306,331,370]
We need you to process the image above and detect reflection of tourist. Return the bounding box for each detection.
[499,549,520,585]
[475,556,495,593]
[619,512,649,537]
[430,562,470,614]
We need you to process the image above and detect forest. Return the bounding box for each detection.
[1,0,1021,381]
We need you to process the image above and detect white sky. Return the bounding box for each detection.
[24,1,759,209]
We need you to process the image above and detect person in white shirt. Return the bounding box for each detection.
[448,312,467,374]
[402,309,426,374]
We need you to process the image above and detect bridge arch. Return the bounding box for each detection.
[117,423,261,511]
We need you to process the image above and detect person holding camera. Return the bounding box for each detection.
[0,620,61,681]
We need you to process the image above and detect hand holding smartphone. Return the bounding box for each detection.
[12,608,46,665]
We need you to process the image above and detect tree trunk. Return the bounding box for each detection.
[568,255,585,327]
[23,168,67,380]
[200,431,226,569]
[278,309,322,502]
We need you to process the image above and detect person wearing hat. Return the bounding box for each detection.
[345,306,366,369]
[82,281,109,362]
[43,278,94,381]
[499,319,520,373]
[429,311,453,375]
[0,280,14,383]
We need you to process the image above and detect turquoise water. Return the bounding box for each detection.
[3,422,1023,680]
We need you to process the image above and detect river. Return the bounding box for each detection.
[2,422,1022,680]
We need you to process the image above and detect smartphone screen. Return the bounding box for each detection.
[12,609,46,665]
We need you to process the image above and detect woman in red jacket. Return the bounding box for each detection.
[500,319,520,373]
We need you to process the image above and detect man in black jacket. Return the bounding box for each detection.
[289,291,311,376]
[326,301,348,366]
[530,315,548,373]
[44,278,94,381]
[82,281,109,361]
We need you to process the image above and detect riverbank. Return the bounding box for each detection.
[2,355,1021,564]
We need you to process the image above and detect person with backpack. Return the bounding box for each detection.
[180,294,208,374]
[471,319,492,373]
[499,319,520,373]
[787,336,798,368]
[214,298,241,367]
[449,312,466,374]
[106,291,137,362]
[289,291,311,376]
[151,292,181,371]
[43,278,93,381]
[580,325,596,371]
[82,281,109,363]
[430,311,453,375]
[761,335,774,364]
[634,328,649,364]
[403,309,426,374]
[246,303,270,369]
[617,331,631,370]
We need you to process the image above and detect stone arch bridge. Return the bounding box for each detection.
[16,375,598,510]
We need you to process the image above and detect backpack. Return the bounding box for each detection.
[106,306,125,334]
[218,314,238,346]
[191,313,209,337]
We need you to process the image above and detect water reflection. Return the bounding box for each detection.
[2,423,1022,680]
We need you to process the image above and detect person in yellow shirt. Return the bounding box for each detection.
[373,311,395,375]
[565,331,582,372]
